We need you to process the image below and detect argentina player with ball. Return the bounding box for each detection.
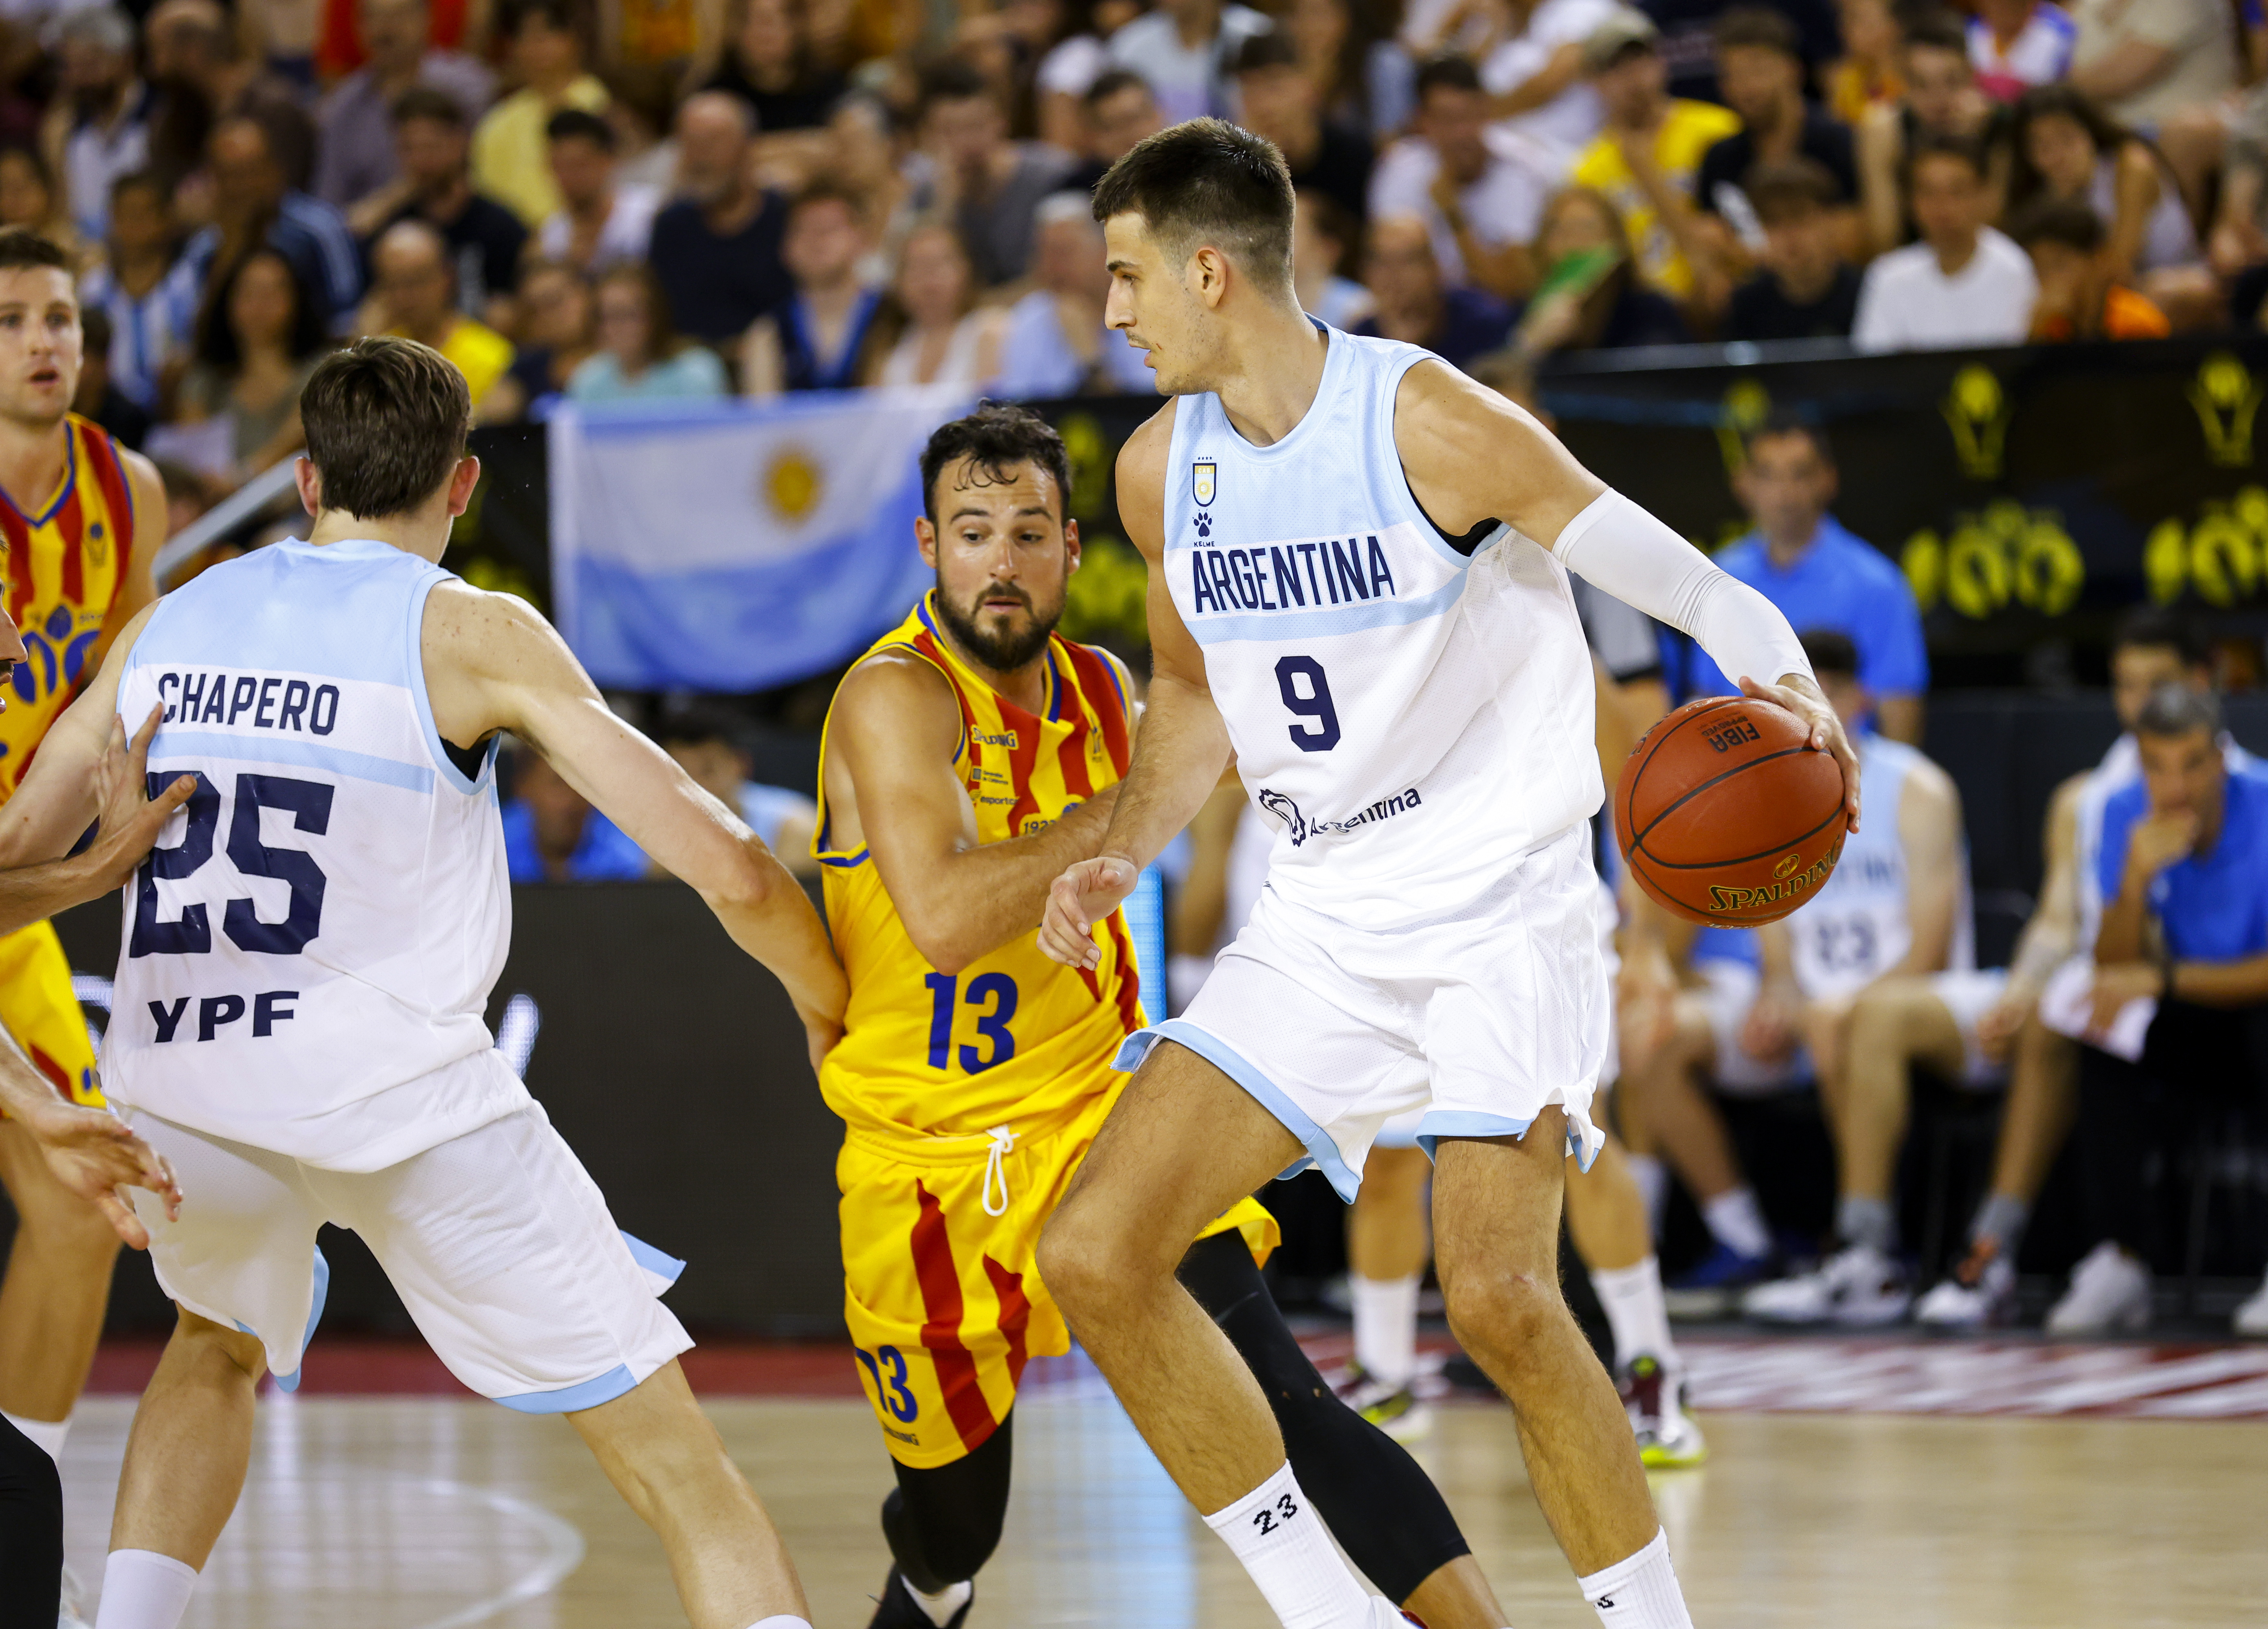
[1033,120,1858,1629]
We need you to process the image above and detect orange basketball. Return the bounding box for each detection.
[1614,695,1849,926]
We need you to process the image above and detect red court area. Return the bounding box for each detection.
[85,1333,2268,1419]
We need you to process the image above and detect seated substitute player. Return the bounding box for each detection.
[1914,609,2222,1327]
[0,338,846,1629]
[1723,633,2007,1323]
[817,403,1516,1629]
[1037,121,1858,1629]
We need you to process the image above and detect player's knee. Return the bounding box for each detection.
[1439,1261,1566,1371]
[1036,1198,1153,1316]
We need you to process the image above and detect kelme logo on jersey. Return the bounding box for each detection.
[1257,785,1422,847]
[1188,536,1398,619]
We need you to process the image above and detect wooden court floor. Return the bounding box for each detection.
[57,1383,2268,1628]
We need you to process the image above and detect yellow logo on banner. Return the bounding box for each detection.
[1941,367,2011,481]
[1902,502,2082,619]
[2188,354,2261,468]
[764,448,822,520]
[1713,378,1773,481]
[2146,486,2268,606]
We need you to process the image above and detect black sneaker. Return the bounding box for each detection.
[868,1567,974,1629]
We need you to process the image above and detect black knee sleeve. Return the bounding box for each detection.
[0,1413,62,1629]
[1178,1232,1469,1604]
[880,1409,1014,1592]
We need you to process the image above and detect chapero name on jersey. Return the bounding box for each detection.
[155,670,342,734]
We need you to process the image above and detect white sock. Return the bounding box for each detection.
[93,1550,198,1629]
[900,1575,973,1627]
[1591,1256,1677,1372]
[1578,1529,1693,1628]
[1202,1462,1373,1629]
[1350,1272,1420,1388]
[0,1408,68,1465]
[1700,1187,1771,1259]
[1626,1154,1668,1240]
[746,1619,813,1629]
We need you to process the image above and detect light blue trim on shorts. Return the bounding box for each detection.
[253,1245,330,1394]
[492,1363,641,1414]
[1415,1111,1595,1172]
[1114,1020,1362,1201]
[620,1231,685,1286]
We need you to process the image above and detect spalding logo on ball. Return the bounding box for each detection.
[1614,695,1849,926]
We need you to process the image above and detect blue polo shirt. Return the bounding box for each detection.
[1661,516,1929,703]
[500,799,651,883]
[2097,767,2268,963]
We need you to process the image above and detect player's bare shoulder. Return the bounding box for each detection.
[421,577,569,681]
[1389,353,1599,542]
[831,645,965,762]
[1113,399,1179,561]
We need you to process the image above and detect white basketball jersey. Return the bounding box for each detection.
[106,538,519,1169]
[1789,734,1975,1000]
[1164,325,1598,930]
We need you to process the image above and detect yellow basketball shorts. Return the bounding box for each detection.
[0,920,100,1111]
[838,1087,1278,1468]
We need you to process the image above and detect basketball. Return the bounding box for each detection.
[1615,695,1849,926]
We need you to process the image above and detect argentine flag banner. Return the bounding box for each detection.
[549,386,976,691]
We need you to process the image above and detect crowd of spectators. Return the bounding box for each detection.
[10,0,2268,504]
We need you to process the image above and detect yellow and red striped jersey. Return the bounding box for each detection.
[816,593,1143,1142]
[0,415,137,793]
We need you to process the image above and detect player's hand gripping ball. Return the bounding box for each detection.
[1615,695,1848,926]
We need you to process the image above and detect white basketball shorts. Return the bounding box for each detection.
[125,1100,691,1410]
[1115,822,1609,1197]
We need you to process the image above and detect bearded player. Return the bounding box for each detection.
[1035,123,1855,1629]
[818,402,1516,1629]
[0,228,165,1529]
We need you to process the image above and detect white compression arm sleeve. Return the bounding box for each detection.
[1550,490,1814,692]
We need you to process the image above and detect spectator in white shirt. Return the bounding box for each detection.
[1481,0,1620,163]
[1968,0,2079,100]
[995,193,1153,397]
[78,170,203,414]
[1368,55,1561,300]
[1105,0,1275,123]
[537,108,659,276]
[1853,135,2037,351]
[49,7,147,245]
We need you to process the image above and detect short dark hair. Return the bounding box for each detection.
[1233,29,1302,75]
[501,0,582,40]
[1907,132,1987,184]
[919,403,1072,527]
[1415,54,1484,101]
[545,106,614,149]
[1745,157,1839,223]
[2112,607,2209,667]
[0,228,70,276]
[919,58,995,116]
[1799,628,1860,678]
[1901,11,1969,56]
[1091,118,1295,288]
[2136,682,2222,740]
[789,176,861,219]
[1083,67,1152,110]
[1744,408,1833,467]
[2007,195,2104,253]
[1713,4,1800,58]
[300,337,472,520]
[109,168,166,206]
[392,84,468,130]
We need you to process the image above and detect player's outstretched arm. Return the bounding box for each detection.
[1040,409,1234,970]
[422,583,847,1056]
[830,650,1120,973]
[1392,361,1862,832]
[0,604,199,933]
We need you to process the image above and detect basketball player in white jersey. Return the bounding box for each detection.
[1031,121,1855,1629]
[0,338,846,1629]
[1912,611,2235,1328]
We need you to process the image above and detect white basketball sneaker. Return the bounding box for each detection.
[2233,1271,2268,1338]
[1741,1243,1911,1326]
[2044,1241,2152,1335]
[1915,1244,2017,1330]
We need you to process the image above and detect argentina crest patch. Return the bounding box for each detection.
[1192,459,1216,507]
